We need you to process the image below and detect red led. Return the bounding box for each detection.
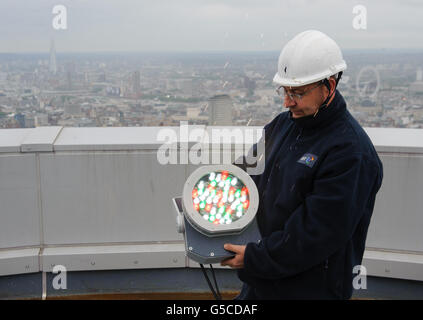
[217,201,224,208]
[192,189,198,198]
[221,171,229,180]
[243,200,250,209]
[241,187,248,196]
[194,203,200,211]
[229,186,236,195]
[205,204,212,212]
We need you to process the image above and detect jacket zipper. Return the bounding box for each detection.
[296,127,303,141]
[290,127,303,151]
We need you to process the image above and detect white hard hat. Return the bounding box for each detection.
[273,30,347,87]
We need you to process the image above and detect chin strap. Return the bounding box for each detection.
[313,71,343,118]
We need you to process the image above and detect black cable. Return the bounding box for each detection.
[209,264,222,300]
[199,263,221,300]
[199,263,218,300]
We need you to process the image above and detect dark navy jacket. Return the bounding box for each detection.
[237,90,383,300]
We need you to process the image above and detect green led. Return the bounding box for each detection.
[210,180,217,187]
[199,201,206,209]
[219,206,225,214]
[209,215,216,222]
[235,190,241,198]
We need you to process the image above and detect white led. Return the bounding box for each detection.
[206,197,212,204]
[228,195,235,203]
[211,207,217,215]
[218,181,225,188]
[193,198,200,204]
[231,178,238,186]
[216,213,222,219]
[240,195,247,202]
[203,214,209,220]
[213,196,219,204]
[216,174,221,182]
[209,172,216,181]
[236,211,242,218]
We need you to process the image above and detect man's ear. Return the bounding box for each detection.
[328,77,337,95]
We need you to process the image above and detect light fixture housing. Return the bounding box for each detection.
[182,164,259,237]
[173,164,261,264]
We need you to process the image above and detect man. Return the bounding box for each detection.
[221,30,383,300]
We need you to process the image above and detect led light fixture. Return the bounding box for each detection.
[183,165,258,237]
[172,164,261,264]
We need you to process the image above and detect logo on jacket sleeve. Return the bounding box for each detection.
[297,153,318,168]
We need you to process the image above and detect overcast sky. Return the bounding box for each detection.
[0,0,422,53]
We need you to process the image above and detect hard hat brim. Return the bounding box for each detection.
[273,62,347,87]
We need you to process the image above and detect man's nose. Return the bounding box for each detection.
[284,96,296,108]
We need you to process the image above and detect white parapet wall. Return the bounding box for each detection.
[0,126,422,282]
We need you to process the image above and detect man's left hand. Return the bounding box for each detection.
[220,244,246,269]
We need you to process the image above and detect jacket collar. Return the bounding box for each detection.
[288,90,346,131]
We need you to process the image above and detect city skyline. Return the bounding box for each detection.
[1,48,423,129]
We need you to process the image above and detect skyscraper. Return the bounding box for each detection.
[49,39,57,75]
[132,70,141,98]
[208,94,233,126]
[417,67,422,82]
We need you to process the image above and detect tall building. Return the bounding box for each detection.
[208,94,233,126]
[66,62,75,90]
[66,70,72,90]
[416,67,422,82]
[410,67,423,94]
[132,70,141,98]
[49,39,57,75]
